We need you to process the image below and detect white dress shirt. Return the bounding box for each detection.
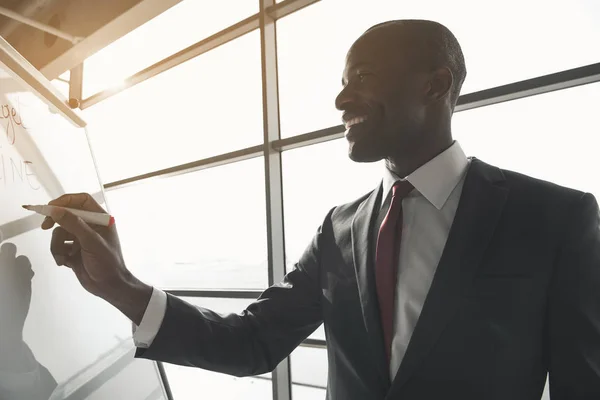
[132,287,166,348]
[379,141,469,380]
[133,141,470,382]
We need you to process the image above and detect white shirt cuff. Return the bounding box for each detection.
[132,287,167,348]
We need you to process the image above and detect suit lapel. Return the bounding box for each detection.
[387,158,509,397]
[351,183,391,388]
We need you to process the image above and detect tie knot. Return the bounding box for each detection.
[392,180,413,199]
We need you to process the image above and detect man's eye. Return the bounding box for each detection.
[358,73,371,82]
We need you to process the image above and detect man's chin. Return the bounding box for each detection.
[347,141,384,163]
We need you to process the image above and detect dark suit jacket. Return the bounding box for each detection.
[136,158,600,399]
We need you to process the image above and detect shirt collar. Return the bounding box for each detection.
[382,141,469,210]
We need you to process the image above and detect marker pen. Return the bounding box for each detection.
[22,205,115,227]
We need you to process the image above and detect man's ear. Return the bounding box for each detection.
[424,67,453,104]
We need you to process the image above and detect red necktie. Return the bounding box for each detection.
[375,180,414,363]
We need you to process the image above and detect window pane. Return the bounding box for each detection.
[52,70,70,98]
[84,31,263,183]
[282,139,382,272]
[164,296,272,400]
[181,296,258,313]
[291,346,328,399]
[83,0,258,96]
[104,157,268,290]
[293,385,327,400]
[277,0,600,137]
[164,364,272,400]
[308,324,325,341]
[453,82,600,197]
[51,79,69,99]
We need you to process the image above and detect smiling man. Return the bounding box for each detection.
[44,20,600,399]
[339,21,464,171]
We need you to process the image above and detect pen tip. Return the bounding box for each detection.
[22,205,31,210]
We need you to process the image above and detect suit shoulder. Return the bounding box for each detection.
[314,188,377,228]
[330,190,374,218]
[500,167,587,203]
[306,190,375,239]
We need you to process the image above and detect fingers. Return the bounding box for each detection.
[41,216,55,230]
[50,228,82,269]
[50,208,103,254]
[51,227,73,265]
[48,193,106,212]
[41,193,105,230]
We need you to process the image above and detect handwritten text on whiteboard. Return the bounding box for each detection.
[0,100,39,190]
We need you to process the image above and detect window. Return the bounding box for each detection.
[104,157,268,290]
[83,31,263,183]
[181,296,260,313]
[290,346,328,400]
[453,82,600,198]
[163,297,273,400]
[292,384,328,400]
[83,0,258,96]
[282,138,382,272]
[164,365,272,400]
[51,80,69,98]
[276,0,600,137]
[308,325,325,341]
[51,71,70,99]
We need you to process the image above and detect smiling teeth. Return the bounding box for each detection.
[345,116,368,129]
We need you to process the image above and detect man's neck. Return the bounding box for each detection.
[386,138,453,178]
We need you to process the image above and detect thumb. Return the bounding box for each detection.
[50,207,101,250]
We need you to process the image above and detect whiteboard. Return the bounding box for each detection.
[0,38,168,400]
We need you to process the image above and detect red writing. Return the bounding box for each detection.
[0,100,25,146]
[0,153,39,190]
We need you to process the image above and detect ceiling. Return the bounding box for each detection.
[0,0,147,78]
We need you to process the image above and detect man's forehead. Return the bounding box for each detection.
[351,25,412,54]
[359,23,410,45]
[345,30,407,70]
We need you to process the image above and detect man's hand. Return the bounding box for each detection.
[42,193,152,325]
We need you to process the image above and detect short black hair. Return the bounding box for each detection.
[364,20,467,108]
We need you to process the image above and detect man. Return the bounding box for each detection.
[44,20,600,399]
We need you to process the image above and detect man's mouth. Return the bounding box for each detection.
[344,115,369,130]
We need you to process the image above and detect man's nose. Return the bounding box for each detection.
[335,85,356,111]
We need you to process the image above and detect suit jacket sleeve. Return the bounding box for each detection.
[548,192,600,398]
[134,209,333,377]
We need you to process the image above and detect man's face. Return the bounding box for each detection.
[336,28,428,163]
